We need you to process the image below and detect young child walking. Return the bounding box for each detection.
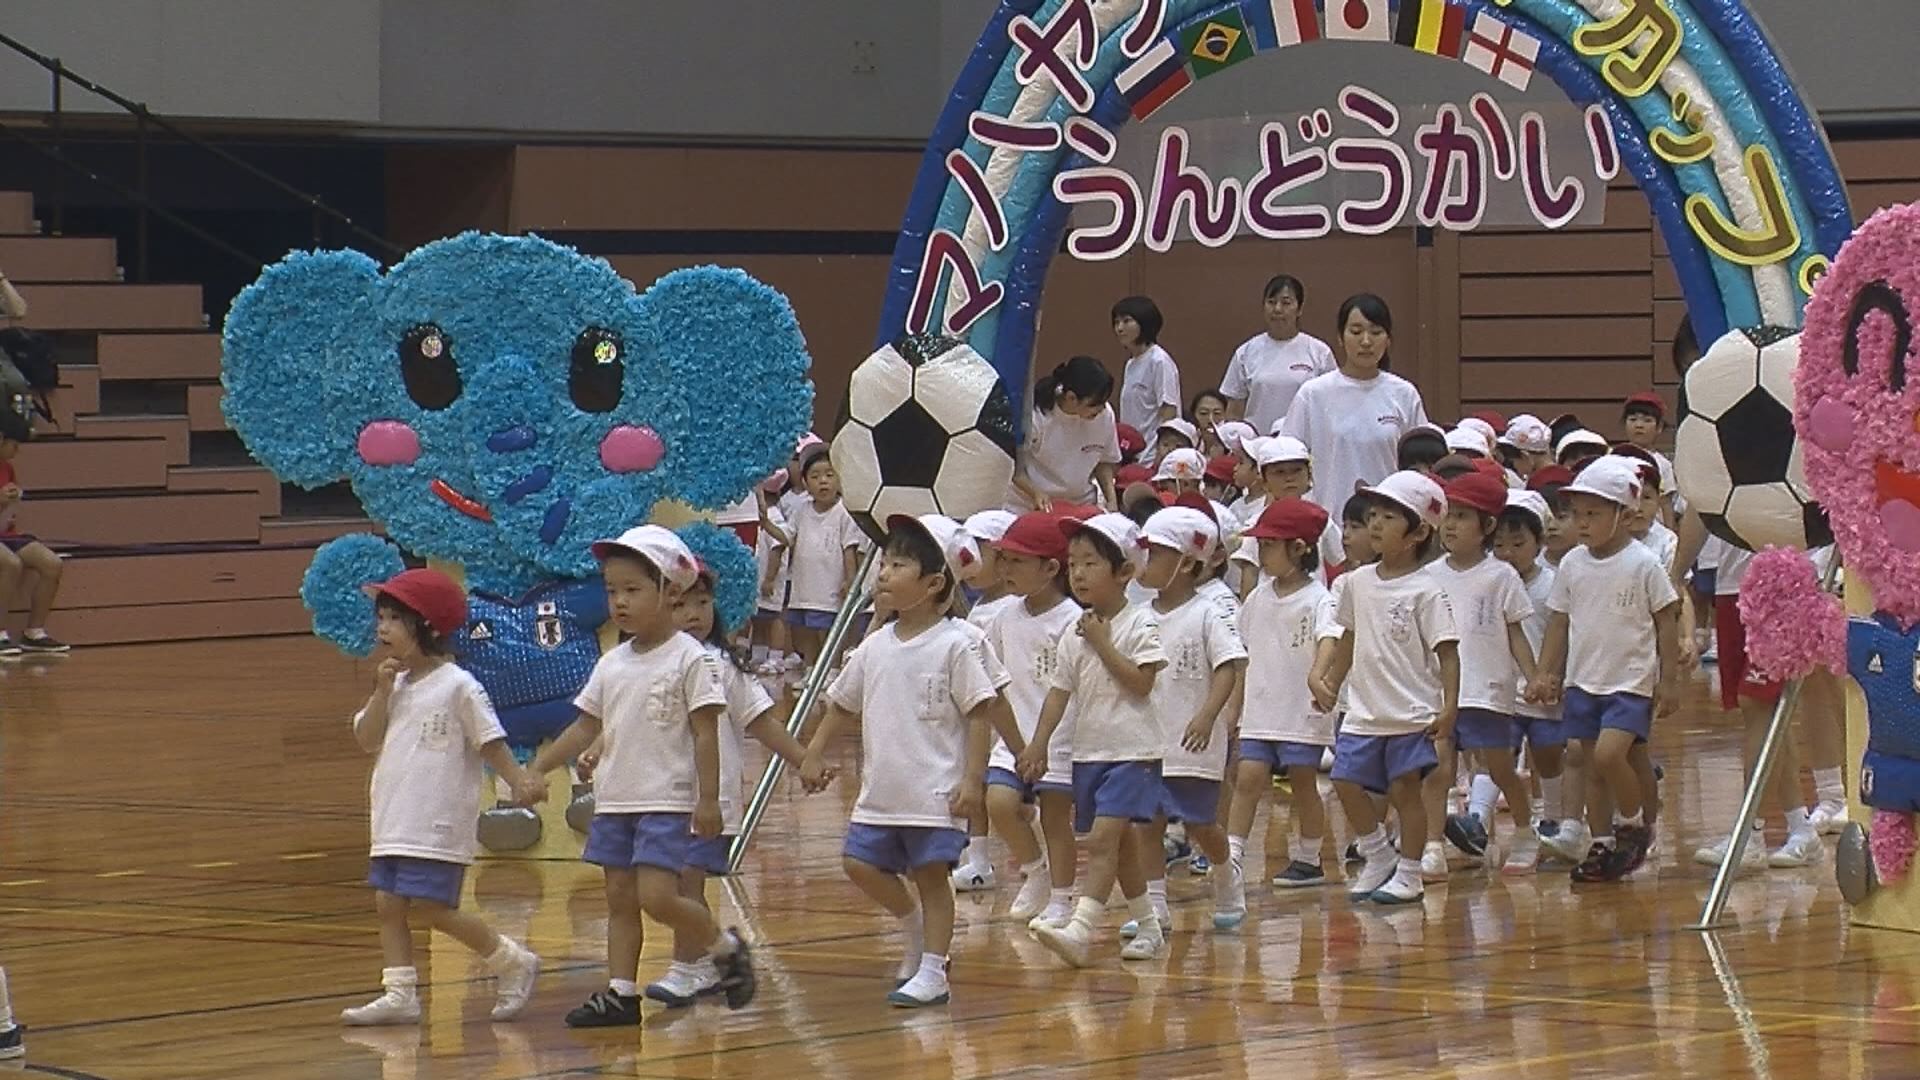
[799,514,1017,1007]
[343,569,544,1026]
[1530,456,1682,883]
[1494,490,1580,864]
[532,526,757,1026]
[784,444,868,675]
[1019,513,1169,966]
[952,509,1020,893]
[1317,472,1461,905]
[1226,499,1339,910]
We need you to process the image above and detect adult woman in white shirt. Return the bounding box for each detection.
[1112,295,1180,434]
[1010,355,1121,512]
[1280,293,1429,510]
[1222,275,1337,435]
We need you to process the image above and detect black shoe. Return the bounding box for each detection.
[564,989,640,1028]
[712,929,757,1010]
[0,1022,22,1060]
[1444,813,1488,857]
[19,634,68,654]
[1570,842,1614,883]
[1617,824,1653,873]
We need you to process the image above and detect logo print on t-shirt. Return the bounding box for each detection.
[1291,613,1314,649]
[1387,599,1414,644]
[1033,643,1059,687]
[534,601,565,649]
[919,673,951,718]
[1472,594,1499,632]
[1612,585,1641,612]
[419,711,454,752]
[1171,640,1206,681]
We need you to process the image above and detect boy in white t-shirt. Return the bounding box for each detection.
[1225,499,1339,911]
[799,515,1019,1008]
[1493,491,1580,864]
[342,569,544,1027]
[532,527,757,1025]
[1530,457,1681,884]
[1229,436,1345,595]
[1019,513,1169,967]
[1621,393,1677,521]
[1318,471,1461,906]
[784,445,868,673]
[952,509,1020,893]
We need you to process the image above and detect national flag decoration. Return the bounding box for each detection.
[1267,0,1321,47]
[1115,38,1194,120]
[1461,10,1541,91]
[1324,0,1390,41]
[1395,0,1468,58]
[1178,11,1255,78]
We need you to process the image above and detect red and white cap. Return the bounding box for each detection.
[1153,447,1208,482]
[1555,428,1610,460]
[888,513,982,585]
[1249,434,1311,468]
[1504,413,1552,453]
[997,511,1070,561]
[1215,420,1258,455]
[962,509,1018,545]
[1361,470,1450,532]
[591,525,702,589]
[1143,506,1222,562]
[1244,498,1331,543]
[363,568,469,637]
[1155,417,1199,447]
[1563,454,1644,508]
[1059,511,1149,571]
[1442,471,1508,516]
[1504,489,1550,529]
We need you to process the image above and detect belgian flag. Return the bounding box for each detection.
[1179,11,1255,78]
[1394,0,1468,58]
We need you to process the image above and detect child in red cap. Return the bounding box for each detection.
[1620,392,1676,518]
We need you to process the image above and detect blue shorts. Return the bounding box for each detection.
[1691,567,1717,595]
[1513,714,1567,749]
[1160,776,1222,826]
[684,834,734,877]
[785,609,836,631]
[1454,708,1519,752]
[1562,687,1653,744]
[582,812,694,872]
[843,823,968,874]
[1071,760,1164,833]
[1239,738,1326,771]
[1331,731,1439,794]
[368,856,465,908]
[986,765,1072,803]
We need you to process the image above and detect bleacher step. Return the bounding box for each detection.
[97,332,221,381]
[258,516,379,545]
[15,436,171,492]
[72,414,188,463]
[166,465,281,516]
[0,236,118,282]
[31,489,262,545]
[32,595,311,647]
[0,193,36,235]
[15,283,204,331]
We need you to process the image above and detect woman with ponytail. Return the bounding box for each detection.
[1012,355,1120,512]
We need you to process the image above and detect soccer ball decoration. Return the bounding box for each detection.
[832,332,1017,543]
[1674,325,1832,551]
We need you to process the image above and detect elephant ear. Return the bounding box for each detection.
[636,266,814,511]
[676,521,760,636]
[222,249,384,488]
[301,533,409,656]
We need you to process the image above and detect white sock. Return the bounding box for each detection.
[483,938,525,973]
[609,978,638,997]
[1614,810,1643,829]
[24,627,44,639]
[1356,825,1390,857]
[1145,879,1167,904]
[0,966,11,1028]
[381,966,419,999]
[1468,773,1499,823]
[1814,768,1846,806]
[966,840,991,874]
[1396,856,1422,880]
[1786,806,1812,835]
[1071,895,1104,928]
[1227,834,1246,868]
[1296,834,1323,868]
[916,953,948,985]
[1019,857,1046,880]
[1050,886,1074,909]
[1540,775,1563,822]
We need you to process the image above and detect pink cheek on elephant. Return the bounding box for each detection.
[600,425,665,473]
[357,421,421,466]
[1806,399,1855,454]
[1880,499,1920,553]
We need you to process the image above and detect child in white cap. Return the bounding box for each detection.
[1493,489,1581,865]
[950,509,1020,893]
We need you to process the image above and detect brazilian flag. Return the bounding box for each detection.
[1179,11,1254,78]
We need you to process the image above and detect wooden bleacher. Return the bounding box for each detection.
[0,191,375,646]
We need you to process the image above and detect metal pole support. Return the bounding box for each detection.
[728,544,878,872]
[1692,550,1844,931]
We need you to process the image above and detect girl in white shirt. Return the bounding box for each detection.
[1280,294,1429,511]
[1493,493,1580,865]
[1113,295,1181,433]
[784,446,868,671]
[1013,355,1121,511]
[345,570,542,1027]
[1223,274,1338,435]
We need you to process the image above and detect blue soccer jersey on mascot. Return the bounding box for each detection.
[459,577,610,755]
[1849,614,1920,812]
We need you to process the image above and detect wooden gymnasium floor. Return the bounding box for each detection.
[3,637,1919,1079]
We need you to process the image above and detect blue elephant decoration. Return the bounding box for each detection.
[222,231,812,846]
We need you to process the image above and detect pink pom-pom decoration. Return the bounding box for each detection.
[1870,809,1918,883]
[1736,547,1846,683]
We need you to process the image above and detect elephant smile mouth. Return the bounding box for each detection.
[1875,459,1920,509]
[431,478,493,523]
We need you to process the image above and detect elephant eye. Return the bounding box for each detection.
[1843,280,1912,393]
[399,324,461,410]
[570,327,624,414]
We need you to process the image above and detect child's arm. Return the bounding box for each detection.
[841,546,861,597]
[1653,600,1683,717]
[954,699,996,819]
[745,713,811,769]
[1081,612,1157,698]
[979,693,1026,759]
[690,704,723,838]
[1180,662,1239,753]
[758,495,792,548]
[1312,633,1353,713]
[481,739,547,806]
[351,658,405,754]
[1017,688,1071,781]
[1432,640,1461,742]
[1011,463,1053,513]
[799,702,855,790]
[1506,621,1539,686]
[528,713,604,775]
[1529,613,1569,704]
[761,548,787,599]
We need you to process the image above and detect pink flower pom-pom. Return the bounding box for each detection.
[1871,810,1917,883]
[1736,547,1846,683]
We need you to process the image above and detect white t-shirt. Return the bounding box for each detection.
[1049,602,1168,761]
[786,499,866,612]
[1221,331,1337,435]
[1426,556,1533,714]
[1197,577,1240,621]
[756,502,789,610]
[1239,578,1338,746]
[967,593,1018,633]
[1228,492,1266,532]
[1513,561,1560,721]
[1335,564,1460,735]
[1154,593,1249,780]
[1017,403,1122,508]
[574,633,729,814]
[1714,543,1752,596]
[712,647,776,833]
[984,595,1082,783]
[1638,519,1678,574]
[362,663,507,865]
[1280,370,1429,510]
[828,618,1001,829]
[1547,543,1680,697]
[1119,344,1181,433]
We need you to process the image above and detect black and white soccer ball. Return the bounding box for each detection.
[1674,325,1832,551]
[832,333,1017,543]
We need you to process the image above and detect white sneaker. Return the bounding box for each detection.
[1369,865,1424,905]
[1768,829,1825,868]
[1420,841,1449,883]
[951,865,996,892]
[491,945,540,1020]
[1541,820,1590,863]
[886,968,951,1008]
[1212,862,1247,929]
[685,957,721,998]
[342,990,420,1026]
[1118,901,1170,940]
[1028,900,1073,931]
[1119,918,1163,960]
[643,962,704,1008]
[1008,870,1052,922]
[1348,846,1397,900]
[1809,800,1848,836]
[1501,830,1540,875]
[1034,918,1095,967]
[1692,831,1767,874]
